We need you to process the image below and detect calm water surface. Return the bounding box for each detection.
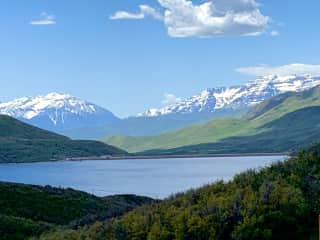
[0,156,286,199]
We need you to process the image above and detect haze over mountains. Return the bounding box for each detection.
[1,74,320,139]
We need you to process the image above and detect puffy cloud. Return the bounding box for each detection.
[236,63,320,76]
[161,93,181,105]
[111,0,270,37]
[30,12,56,25]
[110,5,163,20]
[159,0,269,37]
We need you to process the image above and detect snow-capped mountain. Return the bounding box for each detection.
[139,74,320,117]
[0,93,119,132]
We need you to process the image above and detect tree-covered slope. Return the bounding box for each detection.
[0,182,155,240]
[40,144,320,240]
[0,115,127,163]
[105,86,320,153]
[0,115,68,140]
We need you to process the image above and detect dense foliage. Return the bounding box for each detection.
[0,182,155,240]
[40,144,320,240]
[0,115,127,163]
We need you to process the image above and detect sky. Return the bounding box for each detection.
[0,0,320,117]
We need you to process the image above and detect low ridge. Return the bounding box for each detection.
[0,115,126,163]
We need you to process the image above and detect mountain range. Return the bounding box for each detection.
[105,86,320,154]
[1,74,320,138]
[139,74,320,117]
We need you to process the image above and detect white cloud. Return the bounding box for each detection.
[110,11,144,20]
[159,0,270,37]
[111,0,270,38]
[161,93,181,105]
[236,63,320,76]
[110,5,163,20]
[270,30,279,36]
[30,12,56,25]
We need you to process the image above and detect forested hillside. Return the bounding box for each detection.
[0,115,126,163]
[39,143,320,240]
[0,182,155,240]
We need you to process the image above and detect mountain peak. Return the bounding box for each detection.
[0,93,119,131]
[44,92,73,99]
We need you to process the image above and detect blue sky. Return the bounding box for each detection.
[0,0,319,117]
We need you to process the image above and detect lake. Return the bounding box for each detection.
[0,156,286,199]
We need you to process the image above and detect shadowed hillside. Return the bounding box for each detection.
[0,182,155,240]
[0,115,127,163]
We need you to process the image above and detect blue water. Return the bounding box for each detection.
[0,156,286,199]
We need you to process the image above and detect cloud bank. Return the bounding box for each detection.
[30,12,56,25]
[237,63,320,76]
[111,0,271,38]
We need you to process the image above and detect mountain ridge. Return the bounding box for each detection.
[2,74,320,139]
[0,114,126,163]
[139,74,320,117]
[105,86,320,153]
[66,74,320,139]
[0,92,119,132]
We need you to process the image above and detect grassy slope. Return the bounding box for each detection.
[0,115,127,163]
[142,106,320,155]
[0,182,155,240]
[105,118,250,153]
[40,144,320,240]
[105,86,320,153]
[64,109,247,139]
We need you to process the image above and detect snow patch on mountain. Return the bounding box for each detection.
[0,93,119,131]
[139,74,320,117]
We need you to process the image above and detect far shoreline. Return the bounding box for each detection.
[0,153,289,165]
[65,152,288,161]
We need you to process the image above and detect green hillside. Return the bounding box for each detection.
[142,106,320,155]
[64,109,246,139]
[0,115,127,163]
[39,143,320,240]
[247,86,320,124]
[0,182,154,240]
[105,118,250,153]
[105,86,320,153]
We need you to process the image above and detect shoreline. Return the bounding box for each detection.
[65,152,288,161]
[0,153,289,165]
